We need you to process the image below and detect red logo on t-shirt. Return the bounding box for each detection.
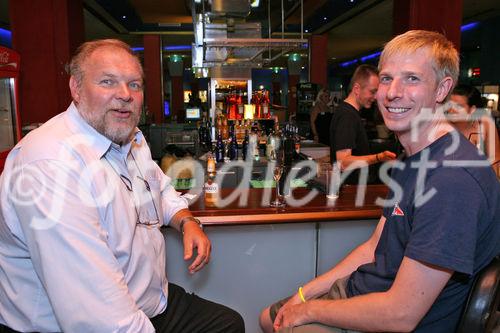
[391,203,405,216]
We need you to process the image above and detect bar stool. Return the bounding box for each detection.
[456,256,500,333]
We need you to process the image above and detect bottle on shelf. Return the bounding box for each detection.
[198,119,206,150]
[237,91,244,120]
[294,126,301,155]
[242,129,250,161]
[251,91,262,119]
[206,118,213,151]
[222,117,229,140]
[215,131,225,163]
[283,124,295,166]
[204,153,218,207]
[262,90,271,119]
[228,125,238,160]
[266,130,274,160]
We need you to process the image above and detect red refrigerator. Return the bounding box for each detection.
[0,46,21,173]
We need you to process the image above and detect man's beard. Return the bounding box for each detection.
[78,104,140,145]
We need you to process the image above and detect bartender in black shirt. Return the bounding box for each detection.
[329,64,396,184]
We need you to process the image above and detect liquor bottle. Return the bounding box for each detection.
[222,117,229,140]
[242,130,250,161]
[235,120,242,144]
[283,124,294,166]
[228,92,237,120]
[237,91,244,120]
[294,126,301,155]
[228,125,238,160]
[204,154,218,207]
[215,131,225,163]
[262,90,270,119]
[249,132,259,161]
[198,120,206,150]
[252,91,262,119]
[266,130,274,160]
[203,118,212,151]
[216,116,222,138]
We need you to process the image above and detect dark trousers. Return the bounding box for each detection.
[151,283,245,333]
[0,283,244,333]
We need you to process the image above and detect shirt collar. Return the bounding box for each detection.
[66,102,143,159]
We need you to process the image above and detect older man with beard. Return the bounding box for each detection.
[0,39,244,333]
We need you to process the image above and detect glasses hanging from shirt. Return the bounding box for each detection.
[104,153,160,226]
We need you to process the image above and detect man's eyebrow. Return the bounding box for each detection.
[100,72,117,78]
[400,70,422,76]
[100,73,142,81]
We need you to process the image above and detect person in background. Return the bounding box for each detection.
[0,39,244,333]
[310,88,334,145]
[260,30,500,333]
[448,84,500,176]
[329,64,396,184]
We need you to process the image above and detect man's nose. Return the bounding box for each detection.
[386,79,403,100]
[116,82,132,102]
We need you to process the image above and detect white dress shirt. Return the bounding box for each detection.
[0,103,188,332]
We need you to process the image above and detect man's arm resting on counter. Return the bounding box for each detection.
[336,149,396,171]
[277,257,452,332]
[169,209,211,274]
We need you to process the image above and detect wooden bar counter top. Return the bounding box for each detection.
[188,184,389,226]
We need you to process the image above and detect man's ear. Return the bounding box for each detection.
[69,76,80,103]
[436,77,454,103]
[352,82,361,96]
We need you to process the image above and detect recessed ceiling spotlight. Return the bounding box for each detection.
[305,29,309,33]
[122,15,127,19]
[323,17,327,20]
[350,0,354,2]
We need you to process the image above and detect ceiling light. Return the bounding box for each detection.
[461,22,479,32]
[122,15,126,19]
[323,17,327,20]
[170,54,183,63]
[305,29,309,33]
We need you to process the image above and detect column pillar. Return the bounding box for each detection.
[143,35,163,123]
[167,55,184,122]
[9,0,84,125]
[272,70,282,106]
[310,34,328,88]
[393,0,462,49]
[287,54,302,117]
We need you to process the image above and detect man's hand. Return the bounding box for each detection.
[273,299,312,331]
[273,294,309,331]
[182,221,211,274]
[377,150,397,162]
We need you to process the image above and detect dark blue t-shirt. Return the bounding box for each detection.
[347,131,500,332]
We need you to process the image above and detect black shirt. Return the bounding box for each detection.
[329,101,370,184]
[347,133,500,332]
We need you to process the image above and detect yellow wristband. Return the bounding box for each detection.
[298,286,306,303]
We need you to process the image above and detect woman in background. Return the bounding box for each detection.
[448,84,500,176]
[310,89,333,145]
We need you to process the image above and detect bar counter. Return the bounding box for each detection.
[189,184,389,226]
[167,185,388,332]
